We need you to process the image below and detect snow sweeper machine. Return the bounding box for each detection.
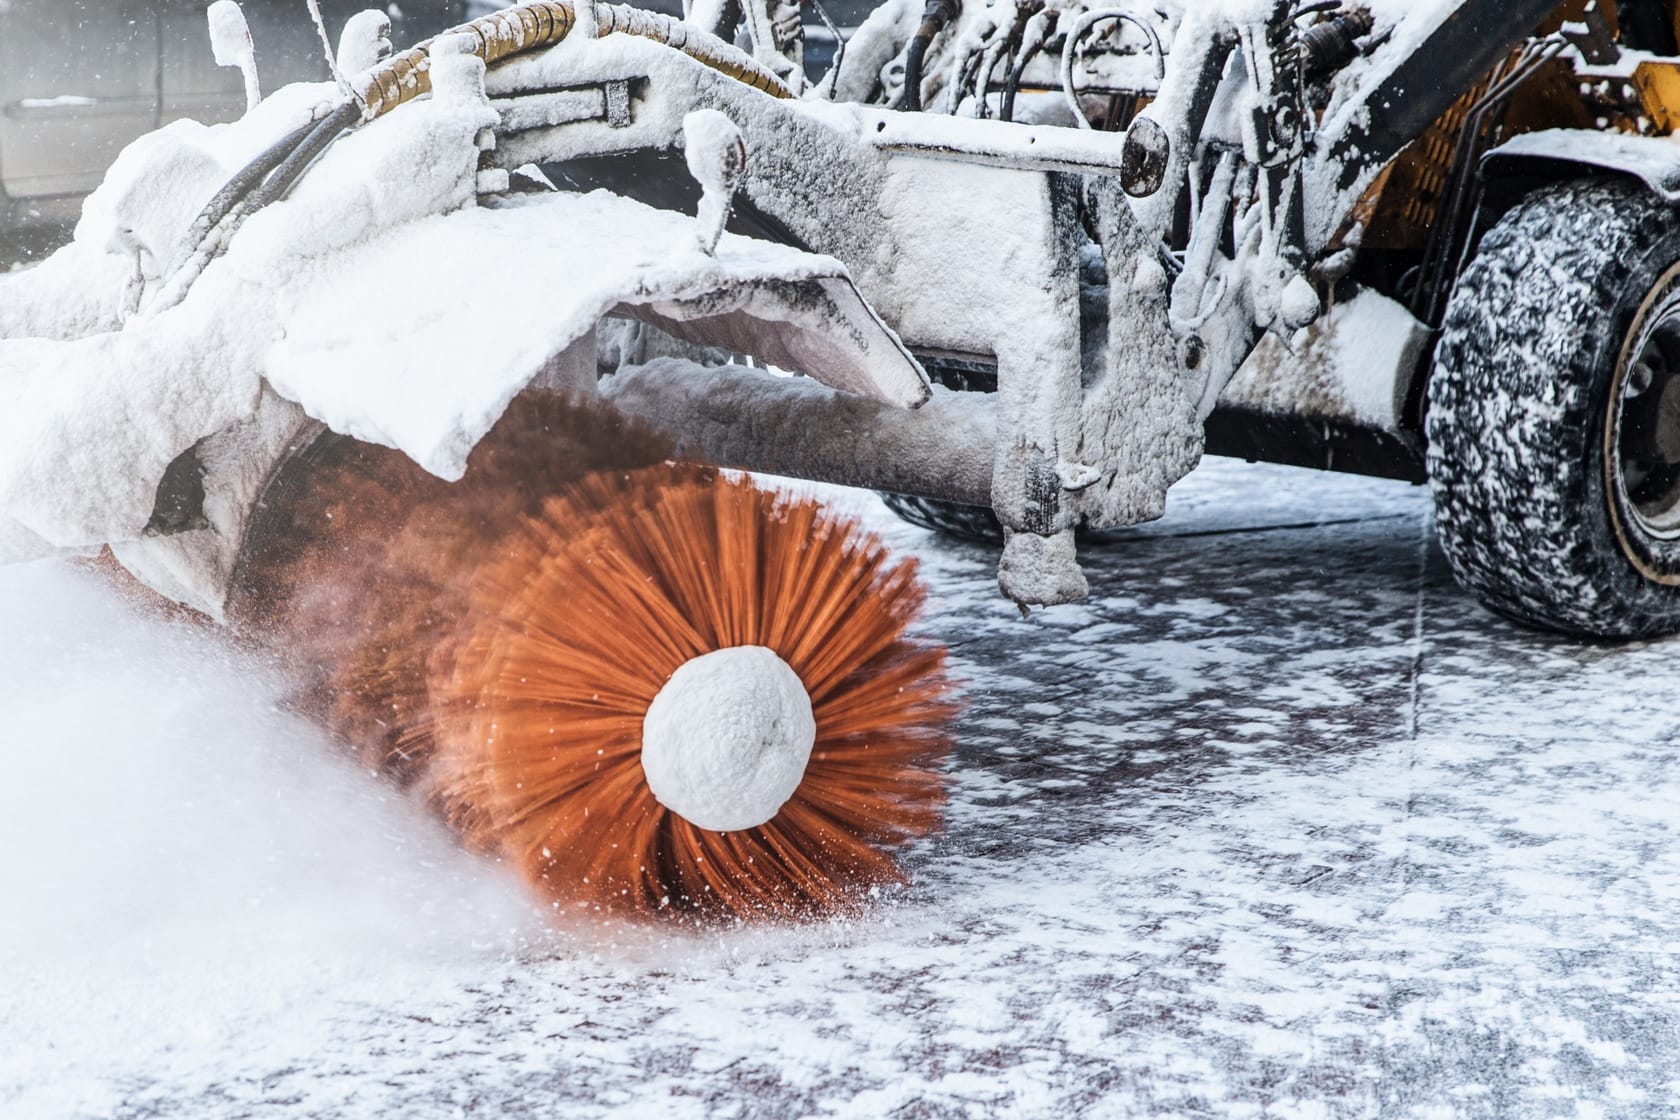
[3,0,1679,919]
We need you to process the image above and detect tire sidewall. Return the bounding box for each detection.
[1429,178,1680,637]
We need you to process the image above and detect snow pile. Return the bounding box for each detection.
[0,58,498,569]
[0,560,543,1119]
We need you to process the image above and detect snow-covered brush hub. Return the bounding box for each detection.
[11,0,1680,919]
[641,646,817,834]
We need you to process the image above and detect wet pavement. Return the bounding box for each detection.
[3,457,1679,1118]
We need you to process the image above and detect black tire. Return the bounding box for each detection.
[878,491,1002,544]
[1428,177,1680,639]
[877,361,1005,544]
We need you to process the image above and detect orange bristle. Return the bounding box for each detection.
[230,391,674,784]
[430,466,955,921]
[231,391,955,922]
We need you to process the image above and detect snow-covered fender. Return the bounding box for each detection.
[1482,130,1680,205]
[262,189,929,481]
[0,50,926,616]
[0,191,923,611]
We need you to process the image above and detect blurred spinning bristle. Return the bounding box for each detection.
[232,391,954,922]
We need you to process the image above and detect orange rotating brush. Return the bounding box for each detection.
[234,391,955,922]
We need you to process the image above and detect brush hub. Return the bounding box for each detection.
[640,645,816,832]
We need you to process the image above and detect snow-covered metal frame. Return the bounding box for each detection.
[0,0,1649,617]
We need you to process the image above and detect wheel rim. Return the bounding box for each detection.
[1609,262,1680,576]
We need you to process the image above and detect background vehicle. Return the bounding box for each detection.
[0,1,465,247]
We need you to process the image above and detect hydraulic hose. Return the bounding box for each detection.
[242,100,364,213]
[998,7,1056,123]
[998,37,1043,123]
[900,0,960,112]
[358,0,793,117]
[149,101,363,315]
[154,0,793,313]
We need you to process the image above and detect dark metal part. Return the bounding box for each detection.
[1203,405,1427,483]
[1300,7,1373,79]
[1326,0,1559,191]
[1409,35,1566,327]
[1615,290,1680,540]
[1559,2,1619,66]
[900,0,961,111]
[604,79,632,127]
[1249,0,1307,169]
[1623,374,1680,465]
[1621,0,1680,54]
[144,444,210,537]
[1120,116,1170,197]
[1020,455,1061,535]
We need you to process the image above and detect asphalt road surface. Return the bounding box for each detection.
[3,458,1677,1119]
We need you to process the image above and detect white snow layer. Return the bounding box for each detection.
[1221,288,1427,431]
[0,561,545,1120]
[264,190,859,480]
[9,459,1680,1118]
[0,42,901,590]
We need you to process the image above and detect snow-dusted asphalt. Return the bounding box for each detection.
[4,458,1679,1119]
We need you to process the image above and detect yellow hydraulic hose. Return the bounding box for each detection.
[157,1,792,313]
[355,0,794,118]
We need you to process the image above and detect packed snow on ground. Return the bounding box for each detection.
[6,458,1680,1119]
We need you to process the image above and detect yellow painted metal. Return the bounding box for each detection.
[1632,59,1680,132]
[354,0,793,120]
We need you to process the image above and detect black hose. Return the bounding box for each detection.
[152,100,362,311]
[1301,8,1374,79]
[241,99,363,214]
[974,4,1033,119]
[169,115,321,274]
[948,47,986,114]
[999,26,1051,123]
[900,0,960,111]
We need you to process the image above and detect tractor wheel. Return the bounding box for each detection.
[878,491,1003,544]
[878,361,1004,544]
[1428,177,1680,639]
